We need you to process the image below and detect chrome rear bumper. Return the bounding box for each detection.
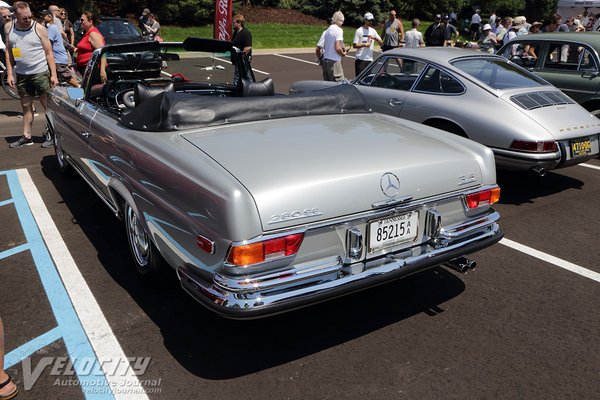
[178,211,503,319]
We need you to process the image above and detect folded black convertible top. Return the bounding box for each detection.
[119,85,372,132]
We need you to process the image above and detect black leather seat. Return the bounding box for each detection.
[134,81,175,106]
[241,77,275,97]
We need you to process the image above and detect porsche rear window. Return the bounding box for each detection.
[451,58,549,89]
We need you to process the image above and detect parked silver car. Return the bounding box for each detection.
[291,47,600,175]
[47,39,503,318]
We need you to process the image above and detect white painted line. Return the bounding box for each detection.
[213,56,270,76]
[579,163,600,171]
[273,53,319,66]
[16,169,150,400]
[500,238,600,283]
[250,67,270,76]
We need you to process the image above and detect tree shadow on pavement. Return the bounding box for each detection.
[41,155,466,380]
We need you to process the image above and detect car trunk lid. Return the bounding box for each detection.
[504,90,600,139]
[181,114,483,230]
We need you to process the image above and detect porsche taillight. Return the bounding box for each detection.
[510,140,558,152]
[465,187,501,209]
[227,233,304,267]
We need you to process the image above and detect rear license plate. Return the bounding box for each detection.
[368,211,418,253]
[571,138,592,158]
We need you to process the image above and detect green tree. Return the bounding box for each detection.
[162,0,215,25]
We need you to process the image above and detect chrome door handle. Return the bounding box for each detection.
[387,98,403,106]
[80,131,91,138]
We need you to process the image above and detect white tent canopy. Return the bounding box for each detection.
[557,0,600,18]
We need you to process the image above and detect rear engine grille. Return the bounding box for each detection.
[510,91,575,110]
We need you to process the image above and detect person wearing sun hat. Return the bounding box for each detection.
[512,16,529,36]
[529,21,542,34]
[352,12,383,76]
[479,23,497,53]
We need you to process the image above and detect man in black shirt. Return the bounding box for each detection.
[139,8,150,38]
[424,14,450,47]
[232,14,252,84]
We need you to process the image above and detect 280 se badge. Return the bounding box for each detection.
[268,208,322,224]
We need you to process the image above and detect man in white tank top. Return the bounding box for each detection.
[5,1,57,148]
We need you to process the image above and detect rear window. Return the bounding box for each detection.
[98,20,141,37]
[451,58,549,89]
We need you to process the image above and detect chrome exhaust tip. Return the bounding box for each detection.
[445,256,477,273]
[532,166,547,177]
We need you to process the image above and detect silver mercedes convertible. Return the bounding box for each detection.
[47,39,503,318]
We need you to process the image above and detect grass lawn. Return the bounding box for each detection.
[161,22,434,49]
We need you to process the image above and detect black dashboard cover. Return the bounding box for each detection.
[119,85,372,132]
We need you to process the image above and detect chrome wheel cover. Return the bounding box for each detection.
[126,206,150,267]
[55,135,67,169]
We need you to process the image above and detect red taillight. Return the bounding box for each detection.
[227,233,304,267]
[465,187,501,209]
[510,140,558,153]
[196,235,214,254]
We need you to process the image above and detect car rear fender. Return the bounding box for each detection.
[422,118,468,138]
[107,178,136,221]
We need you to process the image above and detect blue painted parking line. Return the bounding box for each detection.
[1,170,115,400]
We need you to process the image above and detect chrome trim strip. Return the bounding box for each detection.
[178,212,502,318]
[215,256,342,292]
[439,209,500,240]
[371,195,413,209]
[255,186,484,240]
[225,185,496,269]
[66,156,119,215]
[198,210,500,295]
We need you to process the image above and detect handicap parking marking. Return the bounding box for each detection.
[500,238,600,283]
[1,169,150,400]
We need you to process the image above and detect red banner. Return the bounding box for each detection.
[213,0,233,41]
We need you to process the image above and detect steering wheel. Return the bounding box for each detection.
[119,89,136,109]
[372,73,395,89]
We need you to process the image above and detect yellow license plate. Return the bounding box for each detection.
[571,138,592,158]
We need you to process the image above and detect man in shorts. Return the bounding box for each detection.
[322,11,347,81]
[42,9,77,86]
[5,1,57,148]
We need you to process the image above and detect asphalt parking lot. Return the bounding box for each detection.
[1,51,599,400]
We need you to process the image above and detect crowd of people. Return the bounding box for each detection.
[0,1,110,148]
[0,2,173,150]
[315,8,599,82]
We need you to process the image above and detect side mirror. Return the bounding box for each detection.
[67,87,84,100]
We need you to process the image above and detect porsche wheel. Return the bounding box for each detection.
[125,203,166,278]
